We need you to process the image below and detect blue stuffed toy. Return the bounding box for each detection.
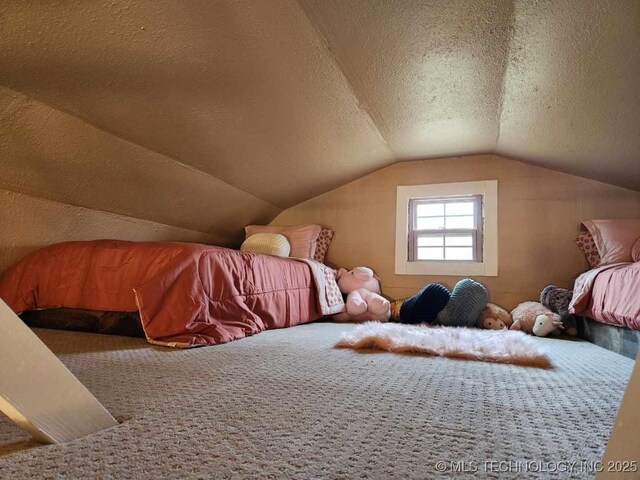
[391,278,489,327]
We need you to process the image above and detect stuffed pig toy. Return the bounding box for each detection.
[333,267,391,322]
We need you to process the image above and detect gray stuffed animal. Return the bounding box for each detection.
[540,285,578,336]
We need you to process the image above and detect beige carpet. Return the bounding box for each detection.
[0,323,634,479]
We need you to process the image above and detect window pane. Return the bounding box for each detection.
[417,247,444,260]
[445,247,474,260]
[416,217,444,230]
[446,215,475,229]
[417,234,444,247]
[445,234,473,247]
[416,203,444,217]
[446,202,474,216]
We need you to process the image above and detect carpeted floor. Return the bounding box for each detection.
[0,323,634,479]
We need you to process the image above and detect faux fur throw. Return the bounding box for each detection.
[336,322,552,368]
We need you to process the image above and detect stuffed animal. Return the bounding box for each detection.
[333,270,488,327]
[476,302,512,330]
[437,278,489,327]
[392,278,487,327]
[333,267,391,322]
[540,285,578,336]
[393,283,451,324]
[510,301,564,336]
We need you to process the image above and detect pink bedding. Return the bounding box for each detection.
[570,262,640,330]
[0,240,335,347]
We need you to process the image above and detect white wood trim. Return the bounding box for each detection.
[395,180,498,276]
[599,358,640,478]
[0,299,118,443]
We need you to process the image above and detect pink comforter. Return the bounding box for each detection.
[570,262,640,330]
[0,240,324,347]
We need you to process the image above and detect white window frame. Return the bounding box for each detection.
[395,180,498,276]
[408,195,483,262]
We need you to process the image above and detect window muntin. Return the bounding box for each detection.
[408,195,482,262]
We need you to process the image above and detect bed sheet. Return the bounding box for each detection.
[0,240,339,347]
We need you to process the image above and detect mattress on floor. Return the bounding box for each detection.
[571,262,640,330]
[20,308,145,338]
[0,324,634,479]
[577,316,640,359]
[0,240,324,347]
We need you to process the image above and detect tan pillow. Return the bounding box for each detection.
[245,224,321,259]
[632,237,640,262]
[582,219,640,265]
[240,233,291,257]
[313,228,334,263]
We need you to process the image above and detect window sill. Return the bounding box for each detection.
[395,260,497,277]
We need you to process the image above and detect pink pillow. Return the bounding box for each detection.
[313,228,334,263]
[245,224,321,259]
[632,237,640,262]
[582,219,640,265]
[574,230,601,268]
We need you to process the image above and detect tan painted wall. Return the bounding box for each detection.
[272,155,640,309]
[0,189,220,274]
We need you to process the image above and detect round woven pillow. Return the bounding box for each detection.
[241,233,291,257]
[632,237,640,262]
[437,278,489,327]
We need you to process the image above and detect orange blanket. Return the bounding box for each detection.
[0,240,325,347]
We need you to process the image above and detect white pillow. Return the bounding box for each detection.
[240,233,291,257]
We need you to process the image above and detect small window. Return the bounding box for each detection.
[408,195,482,262]
[395,181,497,276]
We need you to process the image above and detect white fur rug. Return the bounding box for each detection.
[336,322,552,368]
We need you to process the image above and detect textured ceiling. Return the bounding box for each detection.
[0,0,638,240]
[497,0,640,189]
[300,0,514,157]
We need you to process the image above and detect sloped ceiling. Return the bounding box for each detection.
[0,0,638,242]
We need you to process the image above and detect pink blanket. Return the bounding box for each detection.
[570,262,640,330]
[0,240,343,347]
